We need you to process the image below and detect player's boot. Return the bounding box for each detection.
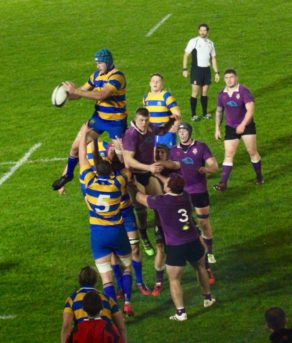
[213,182,227,192]
[152,283,163,297]
[141,238,155,256]
[207,268,215,285]
[169,312,187,321]
[207,253,216,264]
[116,288,124,300]
[52,175,73,190]
[123,302,134,317]
[204,298,216,308]
[191,115,200,122]
[202,113,212,119]
[256,177,264,185]
[136,283,152,296]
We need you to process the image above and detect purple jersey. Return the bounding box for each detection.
[169,141,213,194]
[217,84,254,128]
[122,122,160,167]
[147,192,199,246]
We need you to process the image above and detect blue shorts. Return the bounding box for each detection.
[90,225,131,259]
[121,206,137,233]
[155,132,176,148]
[88,114,127,139]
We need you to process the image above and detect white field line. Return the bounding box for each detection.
[146,13,172,37]
[0,315,17,320]
[0,143,42,186]
[0,157,67,166]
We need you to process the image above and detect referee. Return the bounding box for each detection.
[183,23,220,121]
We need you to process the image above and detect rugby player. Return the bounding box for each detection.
[214,69,263,191]
[78,124,134,316]
[52,49,127,191]
[136,173,215,321]
[143,73,181,149]
[122,107,179,295]
[61,266,126,343]
[160,122,218,266]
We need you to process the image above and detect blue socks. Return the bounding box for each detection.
[103,282,117,302]
[132,260,143,285]
[122,272,132,302]
[112,264,123,290]
[66,156,79,178]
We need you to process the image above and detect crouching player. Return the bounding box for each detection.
[79,124,134,316]
[136,173,215,321]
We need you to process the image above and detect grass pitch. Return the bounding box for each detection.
[0,1,292,342]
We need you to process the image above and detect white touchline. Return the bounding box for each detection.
[0,143,42,187]
[0,157,67,166]
[0,315,17,320]
[146,13,172,37]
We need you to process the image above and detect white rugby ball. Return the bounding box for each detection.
[51,83,68,107]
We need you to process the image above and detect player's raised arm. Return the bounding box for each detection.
[78,124,92,167]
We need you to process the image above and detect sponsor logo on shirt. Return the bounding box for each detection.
[236,94,240,99]
[192,148,198,155]
[226,100,238,107]
[181,157,194,165]
[144,136,154,144]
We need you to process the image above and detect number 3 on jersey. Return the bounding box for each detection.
[178,208,190,231]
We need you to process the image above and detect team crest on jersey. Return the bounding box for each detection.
[181,157,194,165]
[192,148,198,155]
[157,101,162,106]
[236,94,240,99]
[144,136,154,144]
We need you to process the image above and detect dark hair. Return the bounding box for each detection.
[224,69,237,76]
[83,291,102,317]
[135,107,149,117]
[78,266,98,287]
[167,173,185,194]
[198,23,209,31]
[265,307,286,331]
[96,159,112,176]
[150,73,164,80]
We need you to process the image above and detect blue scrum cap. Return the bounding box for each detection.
[95,49,113,69]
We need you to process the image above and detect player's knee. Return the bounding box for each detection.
[197,213,209,220]
[95,262,112,274]
[119,255,132,268]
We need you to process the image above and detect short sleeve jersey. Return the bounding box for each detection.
[143,90,179,126]
[217,84,254,128]
[63,287,119,324]
[79,164,124,227]
[169,141,213,194]
[185,37,216,68]
[83,66,127,121]
[122,122,160,168]
[147,192,199,246]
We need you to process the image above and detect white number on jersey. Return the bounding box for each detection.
[96,194,110,212]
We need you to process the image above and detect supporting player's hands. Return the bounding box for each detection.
[236,123,245,135]
[215,128,221,140]
[149,162,163,174]
[214,73,220,83]
[198,167,207,174]
[183,70,188,78]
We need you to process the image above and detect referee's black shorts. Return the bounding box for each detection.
[224,121,256,140]
[165,239,205,267]
[190,66,211,86]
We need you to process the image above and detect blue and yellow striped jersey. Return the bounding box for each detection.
[143,90,179,126]
[80,164,124,227]
[114,168,132,210]
[84,66,127,121]
[87,141,109,170]
[64,287,119,324]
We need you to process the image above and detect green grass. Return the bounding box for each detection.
[0,1,292,342]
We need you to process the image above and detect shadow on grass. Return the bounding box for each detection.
[0,260,19,272]
[217,226,292,298]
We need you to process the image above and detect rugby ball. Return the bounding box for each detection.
[51,83,68,107]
